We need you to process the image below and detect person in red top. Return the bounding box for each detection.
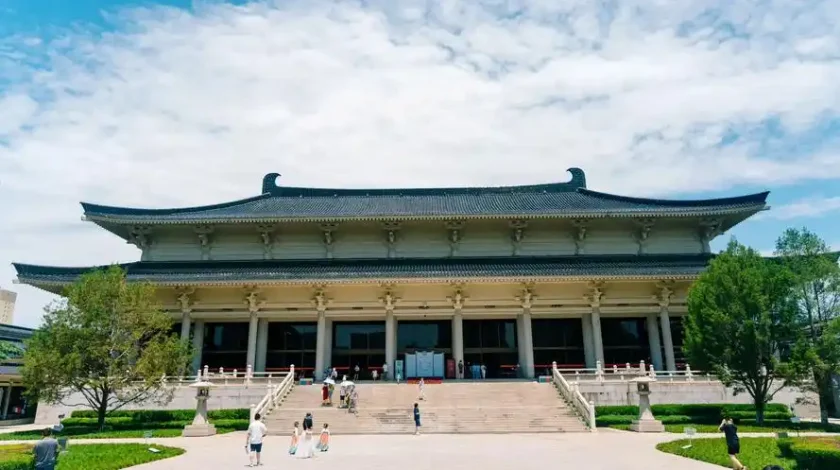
[321,383,329,406]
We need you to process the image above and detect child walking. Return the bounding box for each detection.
[719,417,746,470]
[316,423,330,452]
[289,422,300,455]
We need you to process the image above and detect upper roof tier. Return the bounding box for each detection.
[81,168,769,224]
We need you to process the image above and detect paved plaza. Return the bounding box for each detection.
[74,430,722,470]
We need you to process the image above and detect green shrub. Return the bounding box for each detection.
[68,408,249,423]
[778,438,840,469]
[212,419,250,430]
[0,445,32,470]
[596,403,790,421]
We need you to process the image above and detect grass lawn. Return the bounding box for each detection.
[0,427,236,441]
[609,422,840,434]
[657,437,795,469]
[0,443,183,469]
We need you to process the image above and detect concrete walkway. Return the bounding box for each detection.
[3,430,721,470]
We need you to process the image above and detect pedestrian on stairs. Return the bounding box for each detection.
[413,403,421,435]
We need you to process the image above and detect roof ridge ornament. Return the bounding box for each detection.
[566,167,586,189]
[262,173,281,194]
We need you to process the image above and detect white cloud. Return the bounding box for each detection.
[3,0,840,326]
[764,196,840,220]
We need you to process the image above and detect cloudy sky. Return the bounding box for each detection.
[2,0,840,328]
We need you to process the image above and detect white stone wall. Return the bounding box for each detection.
[34,385,268,425]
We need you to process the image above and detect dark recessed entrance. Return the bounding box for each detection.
[398,320,452,378]
[463,319,518,378]
[330,321,385,379]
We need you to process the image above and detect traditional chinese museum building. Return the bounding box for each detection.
[14,169,769,379]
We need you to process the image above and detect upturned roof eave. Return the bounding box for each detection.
[83,204,768,226]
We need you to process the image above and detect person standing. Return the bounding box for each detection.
[457,360,464,379]
[413,403,422,435]
[289,422,300,455]
[353,364,360,381]
[246,413,267,467]
[321,383,329,406]
[418,377,425,400]
[480,364,487,379]
[372,369,378,381]
[33,428,59,470]
[303,412,314,432]
[316,423,331,452]
[719,417,745,470]
[382,362,389,381]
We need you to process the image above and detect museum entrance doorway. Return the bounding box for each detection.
[463,319,519,378]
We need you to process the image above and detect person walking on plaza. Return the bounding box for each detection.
[353,364,360,381]
[372,369,378,381]
[457,360,464,379]
[382,362,389,381]
[246,413,267,467]
[418,377,425,401]
[33,428,59,470]
[413,403,422,435]
[321,383,329,406]
[480,364,486,379]
[719,417,746,470]
[289,422,300,455]
[316,423,331,451]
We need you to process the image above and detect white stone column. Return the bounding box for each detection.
[657,283,677,371]
[246,313,259,370]
[452,312,464,373]
[255,319,269,373]
[314,311,327,380]
[587,284,605,368]
[385,312,396,381]
[191,320,205,374]
[516,314,526,368]
[646,314,663,370]
[324,319,333,370]
[591,307,605,367]
[581,314,595,368]
[180,313,191,343]
[1,386,10,419]
[521,311,535,379]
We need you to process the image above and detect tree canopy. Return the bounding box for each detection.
[685,239,804,422]
[22,266,191,428]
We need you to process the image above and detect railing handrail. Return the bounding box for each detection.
[252,365,296,421]
[551,362,596,431]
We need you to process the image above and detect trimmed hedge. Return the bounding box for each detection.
[0,445,31,470]
[69,408,249,421]
[778,438,840,469]
[595,403,792,428]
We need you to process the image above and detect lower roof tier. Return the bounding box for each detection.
[14,254,712,289]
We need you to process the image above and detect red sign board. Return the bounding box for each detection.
[446,359,455,379]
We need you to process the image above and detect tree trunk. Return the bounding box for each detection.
[97,389,110,431]
[755,399,766,425]
[816,372,835,426]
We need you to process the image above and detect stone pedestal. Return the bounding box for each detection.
[629,377,664,433]
[182,381,217,437]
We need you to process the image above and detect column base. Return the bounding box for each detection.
[182,423,217,437]
[629,419,665,433]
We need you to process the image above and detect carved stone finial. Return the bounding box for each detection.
[516,283,536,310]
[509,220,527,255]
[312,285,331,313]
[654,281,674,308]
[194,225,214,260]
[585,281,604,308]
[381,222,401,258]
[446,284,469,312]
[244,287,264,314]
[445,220,465,256]
[634,218,655,255]
[175,286,196,314]
[128,225,152,249]
[571,219,588,255]
[379,286,400,313]
[319,223,339,258]
[698,218,723,253]
[256,224,276,259]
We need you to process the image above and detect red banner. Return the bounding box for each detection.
[446,359,455,379]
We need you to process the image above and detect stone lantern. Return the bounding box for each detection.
[182,381,217,437]
[629,376,664,432]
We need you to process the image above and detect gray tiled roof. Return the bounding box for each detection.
[14,254,712,285]
[80,169,769,223]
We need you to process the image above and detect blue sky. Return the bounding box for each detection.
[2,0,840,327]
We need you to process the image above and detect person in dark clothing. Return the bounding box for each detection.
[719,417,745,470]
[413,403,421,435]
[457,360,464,379]
[303,412,314,432]
[33,428,59,470]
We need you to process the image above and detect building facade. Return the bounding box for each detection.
[14,169,769,379]
[0,324,36,420]
[0,289,16,325]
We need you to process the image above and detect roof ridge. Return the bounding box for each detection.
[260,168,587,197]
[577,188,769,207]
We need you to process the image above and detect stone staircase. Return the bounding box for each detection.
[264,381,589,434]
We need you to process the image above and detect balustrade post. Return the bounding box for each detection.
[639,361,646,375]
[203,365,209,379]
[625,363,630,372]
[233,369,238,379]
[250,404,256,423]
[686,364,694,382]
[246,365,253,386]
[649,364,656,379]
[596,361,604,382]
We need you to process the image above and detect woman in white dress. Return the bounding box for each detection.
[296,429,315,459]
[418,377,425,400]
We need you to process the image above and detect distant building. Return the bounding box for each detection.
[0,324,35,421]
[0,289,16,325]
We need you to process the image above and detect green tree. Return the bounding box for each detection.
[775,227,840,423]
[685,239,804,424]
[22,266,191,429]
[0,341,22,362]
